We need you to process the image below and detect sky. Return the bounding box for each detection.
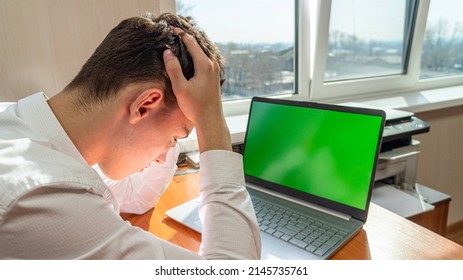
[427,0,463,22]
[176,0,463,44]
[329,0,406,41]
[177,0,295,44]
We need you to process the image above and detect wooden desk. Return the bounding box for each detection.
[123,172,463,260]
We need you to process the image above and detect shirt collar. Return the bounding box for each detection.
[17,92,87,164]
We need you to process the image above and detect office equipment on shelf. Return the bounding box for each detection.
[343,103,450,235]
[167,97,385,260]
[373,106,429,190]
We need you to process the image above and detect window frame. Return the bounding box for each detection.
[309,0,427,101]
[221,0,303,116]
[174,0,463,116]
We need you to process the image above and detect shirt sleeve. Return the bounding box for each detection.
[94,145,180,214]
[198,150,262,260]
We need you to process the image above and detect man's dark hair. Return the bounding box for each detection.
[65,13,224,107]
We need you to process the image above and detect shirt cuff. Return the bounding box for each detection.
[199,150,245,190]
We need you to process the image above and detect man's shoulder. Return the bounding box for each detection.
[0,94,105,194]
[0,136,112,217]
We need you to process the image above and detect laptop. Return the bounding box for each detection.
[166,96,385,259]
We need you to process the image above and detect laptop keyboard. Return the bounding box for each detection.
[252,196,347,257]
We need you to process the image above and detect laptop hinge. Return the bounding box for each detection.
[247,184,352,221]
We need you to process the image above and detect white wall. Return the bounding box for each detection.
[0,0,175,102]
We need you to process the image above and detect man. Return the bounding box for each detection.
[0,13,261,259]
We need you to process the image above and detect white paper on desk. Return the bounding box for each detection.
[371,184,434,218]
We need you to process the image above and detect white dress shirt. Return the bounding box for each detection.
[0,92,261,259]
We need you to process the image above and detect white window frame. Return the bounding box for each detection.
[171,0,463,116]
[221,0,308,117]
[309,0,430,101]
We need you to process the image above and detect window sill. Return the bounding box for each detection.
[334,84,463,114]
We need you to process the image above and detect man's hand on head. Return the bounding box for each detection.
[163,28,231,153]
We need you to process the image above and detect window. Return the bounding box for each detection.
[420,0,463,80]
[310,0,420,100]
[325,0,412,82]
[173,0,463,112]
[176,0,296,102]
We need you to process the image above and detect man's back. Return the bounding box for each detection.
[0,93,120,259]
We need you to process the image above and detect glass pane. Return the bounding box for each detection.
[420,0,463,79]
[326,0,412,82]
[176,0,296,101]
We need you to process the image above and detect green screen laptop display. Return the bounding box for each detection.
[243,98,384,212]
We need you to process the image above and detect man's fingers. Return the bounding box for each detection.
[163,49,187,93]
[173,27,211,72]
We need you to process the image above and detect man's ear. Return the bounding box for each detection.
[128,89,163,124]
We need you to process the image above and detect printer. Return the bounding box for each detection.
[341,102,429,189]
[341,103,450,223]
[375,108,429,190]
